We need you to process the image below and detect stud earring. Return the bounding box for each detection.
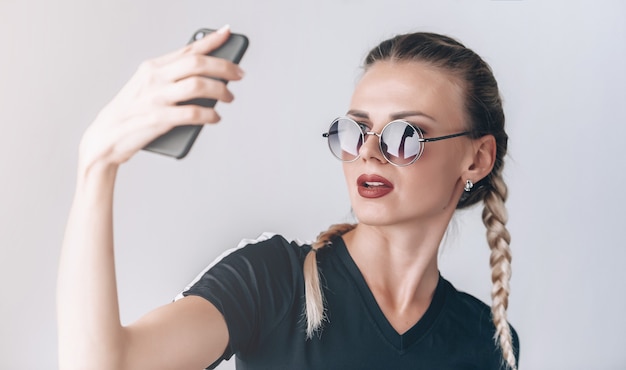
[464,179,474,192]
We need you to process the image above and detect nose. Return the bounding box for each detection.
[359,131,387,164]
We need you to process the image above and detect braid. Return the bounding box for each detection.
[360,32,516,366]
[482,174,517,370]
[303,223,356,339]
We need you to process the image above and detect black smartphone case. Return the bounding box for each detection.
[143,29,249,159]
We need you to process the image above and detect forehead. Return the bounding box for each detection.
[350,61,466,126]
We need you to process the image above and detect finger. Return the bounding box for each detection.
[157,77,234,106]
[151,25,231,67]
[114,105,221,147]
[159,105,222,129]
[187,25,232,56]
[96,105,220,164]
[135,106,222,140]
[159,54,244,83]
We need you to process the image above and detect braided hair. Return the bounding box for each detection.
[305,32,516,369]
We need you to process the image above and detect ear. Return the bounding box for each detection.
[463,134,496,183]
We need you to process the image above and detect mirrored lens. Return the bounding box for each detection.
[327,118,363,162]
[381,121,422,166]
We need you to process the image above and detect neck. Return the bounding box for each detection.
[341,219,450,332]
[344,222,445,287]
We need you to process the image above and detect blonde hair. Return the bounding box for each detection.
[305,32,517,369]
[303,188,516,369]
[303,223,356,338]
[483,174,516,369]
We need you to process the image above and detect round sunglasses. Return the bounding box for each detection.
[322,117,470,167]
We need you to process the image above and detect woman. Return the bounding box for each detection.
[57,25,519,369]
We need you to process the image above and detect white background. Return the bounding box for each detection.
[1,0,625,369]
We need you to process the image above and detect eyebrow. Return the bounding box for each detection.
[346,109,437,122]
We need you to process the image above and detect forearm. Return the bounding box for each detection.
[57,161,126,369]
[55,27,243,369]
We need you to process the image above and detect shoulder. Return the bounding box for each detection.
[197,232,312,285]
[177,233,313,358]
[176,233,311,301]
[439,278,520,365]
[440,278,516,336]
[223,232,312,268]
[441,278,493,324]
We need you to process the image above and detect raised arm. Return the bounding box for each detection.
[57,25,242,370]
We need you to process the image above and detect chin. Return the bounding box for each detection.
[351,207,398,227]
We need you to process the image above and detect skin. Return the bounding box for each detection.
[57,32,496,369]
[57,26,239,370]
[341,61,496,334]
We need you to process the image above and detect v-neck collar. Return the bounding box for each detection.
[331,236,447,353]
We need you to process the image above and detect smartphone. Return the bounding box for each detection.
[143,28,249,159]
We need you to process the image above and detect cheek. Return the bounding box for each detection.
[403,146,466,194]
[342,164,359,193]
[420,140,467,172]
[396,170,460,214]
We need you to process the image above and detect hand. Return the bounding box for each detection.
[79,25,245,168]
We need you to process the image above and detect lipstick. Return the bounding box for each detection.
[357,174,394,198]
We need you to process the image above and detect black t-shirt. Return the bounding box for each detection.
[179,233,520,369]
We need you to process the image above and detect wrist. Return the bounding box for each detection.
[75,156,119,192]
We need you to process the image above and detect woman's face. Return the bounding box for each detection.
[343,61,474,228]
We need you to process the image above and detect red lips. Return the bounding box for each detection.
[357,174,394,198]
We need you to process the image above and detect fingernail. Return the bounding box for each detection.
[236,66,245,78]
[216,24,231,34]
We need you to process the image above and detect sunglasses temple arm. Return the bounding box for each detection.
[420,131,470,143]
